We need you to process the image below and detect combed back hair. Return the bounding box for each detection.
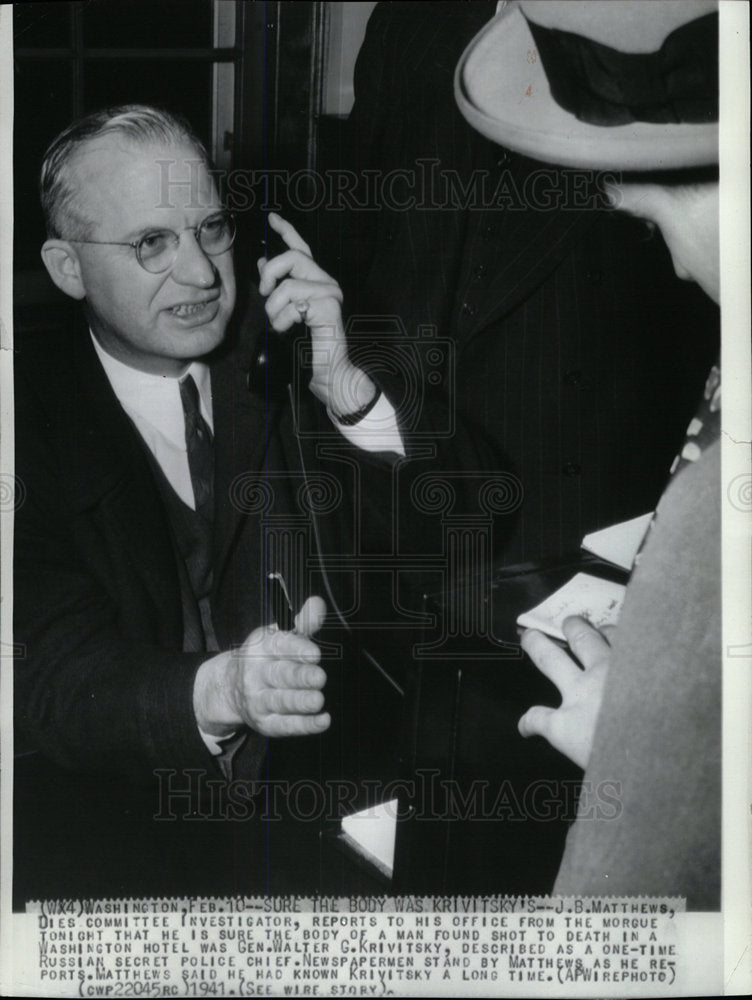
[40,104,212,240]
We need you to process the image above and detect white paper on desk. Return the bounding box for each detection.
[340,799,398,879]
[516,572,627,642]
[581,511,653,571]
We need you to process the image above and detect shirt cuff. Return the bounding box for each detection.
[329,392,406,456]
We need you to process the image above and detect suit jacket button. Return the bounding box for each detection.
[563,369,583,386]
[562,461,582,478]
[461,301,477,317]
[587,269,604,284]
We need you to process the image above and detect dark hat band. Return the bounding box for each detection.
[525,11,718,128]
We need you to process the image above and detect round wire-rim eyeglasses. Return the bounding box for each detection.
[64,211,236,274]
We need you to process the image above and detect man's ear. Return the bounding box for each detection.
[41,240,86,300]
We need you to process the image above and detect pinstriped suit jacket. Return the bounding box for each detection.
[321,1,719,565]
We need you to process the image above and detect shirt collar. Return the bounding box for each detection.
[91,332,213,450]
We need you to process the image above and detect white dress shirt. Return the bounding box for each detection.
[93,335,213,508]
[93,334,404,511]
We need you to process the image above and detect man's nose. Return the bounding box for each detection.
[170,230,217,287]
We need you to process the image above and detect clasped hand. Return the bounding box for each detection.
[257,212,377,417]
[518,615,613,769]
[194,596,331,740]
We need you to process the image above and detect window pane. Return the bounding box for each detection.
[82,0,215,49]
[14,60,75,271]
[13,3,73,50]
[84,60,213,149]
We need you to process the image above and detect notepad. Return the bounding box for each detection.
[516,572,626,642]
[339,799,398,879]
[581,512,652,571]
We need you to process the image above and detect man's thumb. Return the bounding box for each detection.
[294,595,327,636]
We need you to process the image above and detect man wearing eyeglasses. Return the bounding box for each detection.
[14,105,464,899]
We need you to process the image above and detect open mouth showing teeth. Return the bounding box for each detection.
[171,301,213,317]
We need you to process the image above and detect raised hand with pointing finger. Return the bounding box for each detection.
[257,212,379,421]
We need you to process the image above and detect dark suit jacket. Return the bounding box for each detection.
[318,1,720,564]
[14,313,290,781]
[13,295,497,901]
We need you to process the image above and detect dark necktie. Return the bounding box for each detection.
[179,374,214,517]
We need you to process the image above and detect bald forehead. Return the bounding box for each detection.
[70,135,212,203]
[65,136,220,236]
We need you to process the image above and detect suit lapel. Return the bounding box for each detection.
[66,332,184,625]
[65,306,286,624]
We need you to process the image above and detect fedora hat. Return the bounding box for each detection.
[455,0,718,170]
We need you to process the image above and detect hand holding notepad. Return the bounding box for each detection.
[517,572,626,642]
[518,616,612,769]
[515,513,651,641]
[515,514,651,764]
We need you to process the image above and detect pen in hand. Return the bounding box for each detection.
[267,572,296,632]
